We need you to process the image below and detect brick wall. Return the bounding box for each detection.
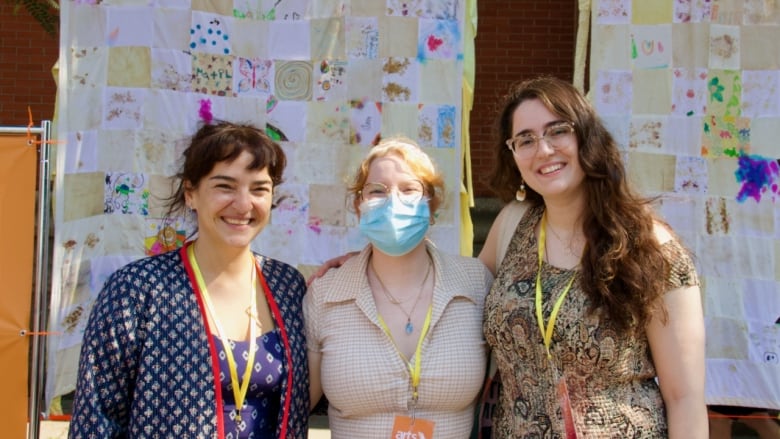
[0,4,59,127]
[0,2,577,196]
[471,0,577,196]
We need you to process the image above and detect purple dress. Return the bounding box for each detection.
[215,329,284,439]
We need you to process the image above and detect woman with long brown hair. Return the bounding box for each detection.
[479,76,707,438]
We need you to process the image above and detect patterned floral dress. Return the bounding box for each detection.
[217,330,284,439]
[483,205,699,438]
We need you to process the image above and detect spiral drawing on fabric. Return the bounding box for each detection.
[274,61,313,101]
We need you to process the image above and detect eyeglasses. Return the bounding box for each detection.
[360,180,425,206]
[505,122,576,157]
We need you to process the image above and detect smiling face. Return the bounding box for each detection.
[510,98,586,204]
[185,150,273,253]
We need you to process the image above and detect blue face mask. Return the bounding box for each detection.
[358,193,430,256]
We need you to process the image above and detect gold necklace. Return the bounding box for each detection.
[372,257,432,335]
[545,216,581,257]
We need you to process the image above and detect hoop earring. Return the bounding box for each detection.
[515,180,526,202]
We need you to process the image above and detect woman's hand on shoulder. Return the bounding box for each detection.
[306,251,359,286]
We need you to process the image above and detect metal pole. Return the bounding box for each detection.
[28,120,52,439]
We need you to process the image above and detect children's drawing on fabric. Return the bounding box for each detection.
[629,117,664,150]
[594,70,632,116]
[706,70,741,117]
[596,0,631,24]
[748,320,780,364]
[70,47,106,89]
[741,70,780,118]
[103,87,146,129]
[735,153,780,203]
[675,155,708,194]
[144,217,190,256]
[232,0,261,20]
[138,129,185,175]
[234,0,304,20]
[671,68,708,117]
[346,17,379,59]
[192,53,234,96]
[418,104,456,148]
[151,48,192,91]
[709,24,740,70]
[270,0,307,20]
[274,60,313,100]
[307,101,349,143]
[266,99,306,142]
[702,115,749,157]
[382,57,419,102]
[418,19,461,61]
[270,183,309,229]
[387,0,460,20]
[350,99,382,146]
[189,12,232,55]
[673,0,712,23]
[630,25,671,69]
[234,0,306,20]
[309,184,348,227]
[104,172,150,215]
[234,57,274,96]
[313,59,347,101]
[703,196,731,236]
[252,182,310,261]
[59,301,87,340]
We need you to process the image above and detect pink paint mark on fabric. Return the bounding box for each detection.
[427,35,444,52]
[198,99,213,124]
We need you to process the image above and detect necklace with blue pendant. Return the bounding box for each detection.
[372,255,433,335]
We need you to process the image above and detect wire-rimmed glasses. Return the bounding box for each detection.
[505,122,576,158]
[359,180,426,207]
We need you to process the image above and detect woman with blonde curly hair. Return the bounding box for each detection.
[306,136,493,437]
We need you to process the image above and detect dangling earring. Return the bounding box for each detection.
[515,180,526,202]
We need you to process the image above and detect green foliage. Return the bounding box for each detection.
[6,0,59,38]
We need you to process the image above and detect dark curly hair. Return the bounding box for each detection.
[489,76,669,332]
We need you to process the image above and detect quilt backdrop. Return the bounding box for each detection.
[48,0,467,413]
[590,0,780,409]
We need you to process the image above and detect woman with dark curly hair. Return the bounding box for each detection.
[478,76,707,438]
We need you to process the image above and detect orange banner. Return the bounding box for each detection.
[0,134,37,437]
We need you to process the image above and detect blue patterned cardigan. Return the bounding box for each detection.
[69,245,310,438]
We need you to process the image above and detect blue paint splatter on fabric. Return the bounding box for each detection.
[735,153,780,203]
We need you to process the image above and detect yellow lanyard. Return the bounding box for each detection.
[187,245,258,421]
[535,212,577,359]
[377,305,433,407]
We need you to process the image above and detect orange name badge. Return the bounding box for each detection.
[390,415,435,439]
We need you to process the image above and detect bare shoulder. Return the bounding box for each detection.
[652,220,675,246]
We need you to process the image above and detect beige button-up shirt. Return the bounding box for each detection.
[305,241,494,438]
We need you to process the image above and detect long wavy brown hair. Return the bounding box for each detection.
[489,76,668,332]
